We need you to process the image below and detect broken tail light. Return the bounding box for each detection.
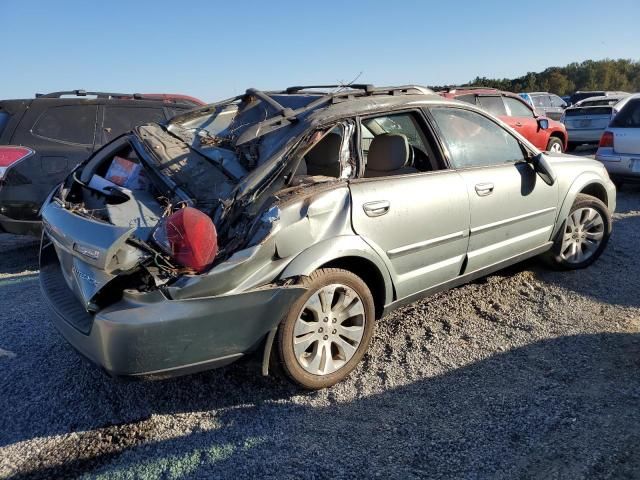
[0,146,34,180]
[599,131,614,149]
[153,207,218,273]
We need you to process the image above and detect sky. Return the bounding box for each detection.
[2,0,639,102]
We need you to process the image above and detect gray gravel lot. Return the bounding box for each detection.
[1,159,639,479]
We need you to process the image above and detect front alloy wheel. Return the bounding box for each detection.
[545,193,611,269]
[559,207,605,264]
[277,268,375,389]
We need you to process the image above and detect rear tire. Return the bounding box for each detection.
[566,142,579,152]
[546,137,564,153]
[544,194,611,270]
[276,268,375,389]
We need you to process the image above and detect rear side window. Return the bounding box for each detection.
[33,105,97,145]
[431,107,524,168]
[504,97,534,117]
[103,106,166,142]
[0,111,10,137]
[476,96,507,116]
[533,95,551,107]
[610,99,640,128]
[454,94,477,105]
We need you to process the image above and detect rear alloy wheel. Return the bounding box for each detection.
[545,194,611,269]
[277,268,375,389]
[546,137,564,153]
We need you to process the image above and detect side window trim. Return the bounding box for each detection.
[427,105,531,171]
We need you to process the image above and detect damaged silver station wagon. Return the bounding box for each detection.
[40,84,616,389]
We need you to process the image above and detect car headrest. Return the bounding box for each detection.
[367,133,410,172]
[306,132,342,166]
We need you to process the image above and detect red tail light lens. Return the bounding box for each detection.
[0,146,34,179]
[599,131,614,148]
[153,207,218,273]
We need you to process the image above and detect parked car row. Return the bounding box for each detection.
[31,83,616,389]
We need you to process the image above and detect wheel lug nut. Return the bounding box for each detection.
[318,327,323,333]
[323,317,328,322]
[332,329,337,334]
[323,335,328,340]
[332,318,337,323]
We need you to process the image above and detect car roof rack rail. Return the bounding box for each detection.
[438,86,500,93]
[35,90,134,99]
[283,84,432,96]
[34,90,203,105]
[212,84,434,146]
[285,84,376,94]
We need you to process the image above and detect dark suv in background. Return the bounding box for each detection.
[0,90,204,235]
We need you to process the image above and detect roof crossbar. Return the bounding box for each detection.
[285,84,375,94]
[245,88,296,119]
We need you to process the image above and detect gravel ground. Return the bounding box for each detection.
[1,168,639,479]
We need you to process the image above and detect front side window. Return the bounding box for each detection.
[32,105,97,145]
[504,97,534,117]
[476,96,507,116]
[431,107,525,169]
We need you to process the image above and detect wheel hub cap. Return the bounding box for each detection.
[560,207,605,264]
[293,284,365,375]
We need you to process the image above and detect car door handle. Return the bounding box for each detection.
[475,183,494,196]
[515,122,523,127]
[363,200,390,217]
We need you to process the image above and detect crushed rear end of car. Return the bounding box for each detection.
[38,96,320,377]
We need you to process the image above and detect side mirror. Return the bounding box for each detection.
[528,153,557,186]
[537,117,549,130]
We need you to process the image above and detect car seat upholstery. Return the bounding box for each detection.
[364,133,418,177]
[305,132,342,177]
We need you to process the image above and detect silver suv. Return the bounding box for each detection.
[40,85,616,389]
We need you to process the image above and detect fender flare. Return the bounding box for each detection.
[279,235,394,306]
[553,173,612,238]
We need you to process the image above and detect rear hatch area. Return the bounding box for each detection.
[40,133,196,328]
[564,106,613,130]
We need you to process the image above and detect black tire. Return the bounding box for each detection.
[276,268,375,389]
[544,193,612,270]
[546,136,564,153]
[566,141,579,152]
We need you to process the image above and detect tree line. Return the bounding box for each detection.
[433,59,640,95]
